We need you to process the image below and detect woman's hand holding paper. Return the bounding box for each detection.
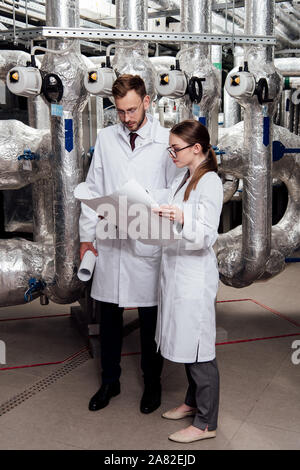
[152,204,184,225]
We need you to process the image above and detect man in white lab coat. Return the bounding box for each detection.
[79,75,177,414]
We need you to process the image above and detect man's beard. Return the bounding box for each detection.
[125,109,146,131]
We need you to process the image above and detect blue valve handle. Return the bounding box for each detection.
[24,277,46,302]
[212,146,226,156]
[18,149,40,161]
[273,141,300,162]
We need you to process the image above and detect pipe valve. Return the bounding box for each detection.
[6,66,42,98]
[155,65,205,103]
[225,63,274,106]
[84,67,116,97]
[155,68,188,99]
[225,69,256,100]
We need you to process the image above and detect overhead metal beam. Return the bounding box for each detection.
[0,26,277,45]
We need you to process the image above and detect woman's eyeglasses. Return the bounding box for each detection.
[167,144,194,158]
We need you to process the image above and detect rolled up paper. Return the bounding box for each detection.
[78,250,96,282]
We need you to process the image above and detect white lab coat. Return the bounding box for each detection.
[79,114,179,307]
[155,170,223,363]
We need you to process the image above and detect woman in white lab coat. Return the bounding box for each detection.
[152,120,223,444]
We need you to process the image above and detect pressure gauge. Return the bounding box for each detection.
[6,66,42,97]
[84,67,116,97]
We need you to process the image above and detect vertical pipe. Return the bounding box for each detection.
[181,0,210,58]
[281,89,292,128]
[240,0,276,283]
[113,0,156,100]
[295,103,300,135]
[27,96,53,244]
[42,0,88,303]
[224,48,243,128]
[180,0,220,134]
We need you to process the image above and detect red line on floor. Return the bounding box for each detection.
[1,299,299,371]
[0,347,89,372]
[216,332,300,346]
[0,313,71,322]
[217,298,300,328]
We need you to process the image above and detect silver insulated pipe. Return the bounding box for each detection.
[112,0,156,100]
[41,0,88,303]
[179,0,220,143]
[218,0,283,287]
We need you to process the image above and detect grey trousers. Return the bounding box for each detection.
[184,358,220,431]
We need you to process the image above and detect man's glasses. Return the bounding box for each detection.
[117,100,144,118]
[167,144,194,158]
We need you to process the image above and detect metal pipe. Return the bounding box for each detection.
[276,5,300,38]
[219,0,283,287]
[281,89,292,129]
[275,58,300,77]
[42,0,88,303]
[0,239,52,307]
[112,0,156,100]
[149,0,180,10]
[224,48,244,128]
[179,0,220,142]
[217,123,300,282]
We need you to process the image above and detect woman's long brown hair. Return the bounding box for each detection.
[170,120,218,201]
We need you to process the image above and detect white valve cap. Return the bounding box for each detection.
[225,71,256,99]
[84,67,116,97]
[155,69,187,99]
[6,66,42,98]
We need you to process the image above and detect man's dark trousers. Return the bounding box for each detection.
[98,301,163,386]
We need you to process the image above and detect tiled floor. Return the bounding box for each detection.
[0,261,299,450]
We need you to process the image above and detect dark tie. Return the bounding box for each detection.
[129,132,138,151]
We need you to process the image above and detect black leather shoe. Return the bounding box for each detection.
[140,384,161,414]
[88,382,120,411]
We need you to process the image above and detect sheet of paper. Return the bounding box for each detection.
[74,179,179,246]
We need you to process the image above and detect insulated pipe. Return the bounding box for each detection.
[28,99,53,244]
[179,0,220,143]
[149,0,180,10]
[0,239,52,307]
[26,57,52,245]
[41,0,88,303]
[112,0,156,100]
[275,58,300,77]
[224,47,244,128]
[0,50,53,306]
[237,0,280,284]
[0,120,53,306]
[219,0,283,287]
[217,121,300,280]
[281,89,292,130]
[276,6,300,38]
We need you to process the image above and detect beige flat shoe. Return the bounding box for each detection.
[162,407,197,420]
[168,428,216,443]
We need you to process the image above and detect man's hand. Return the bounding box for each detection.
[80,242,98,261]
